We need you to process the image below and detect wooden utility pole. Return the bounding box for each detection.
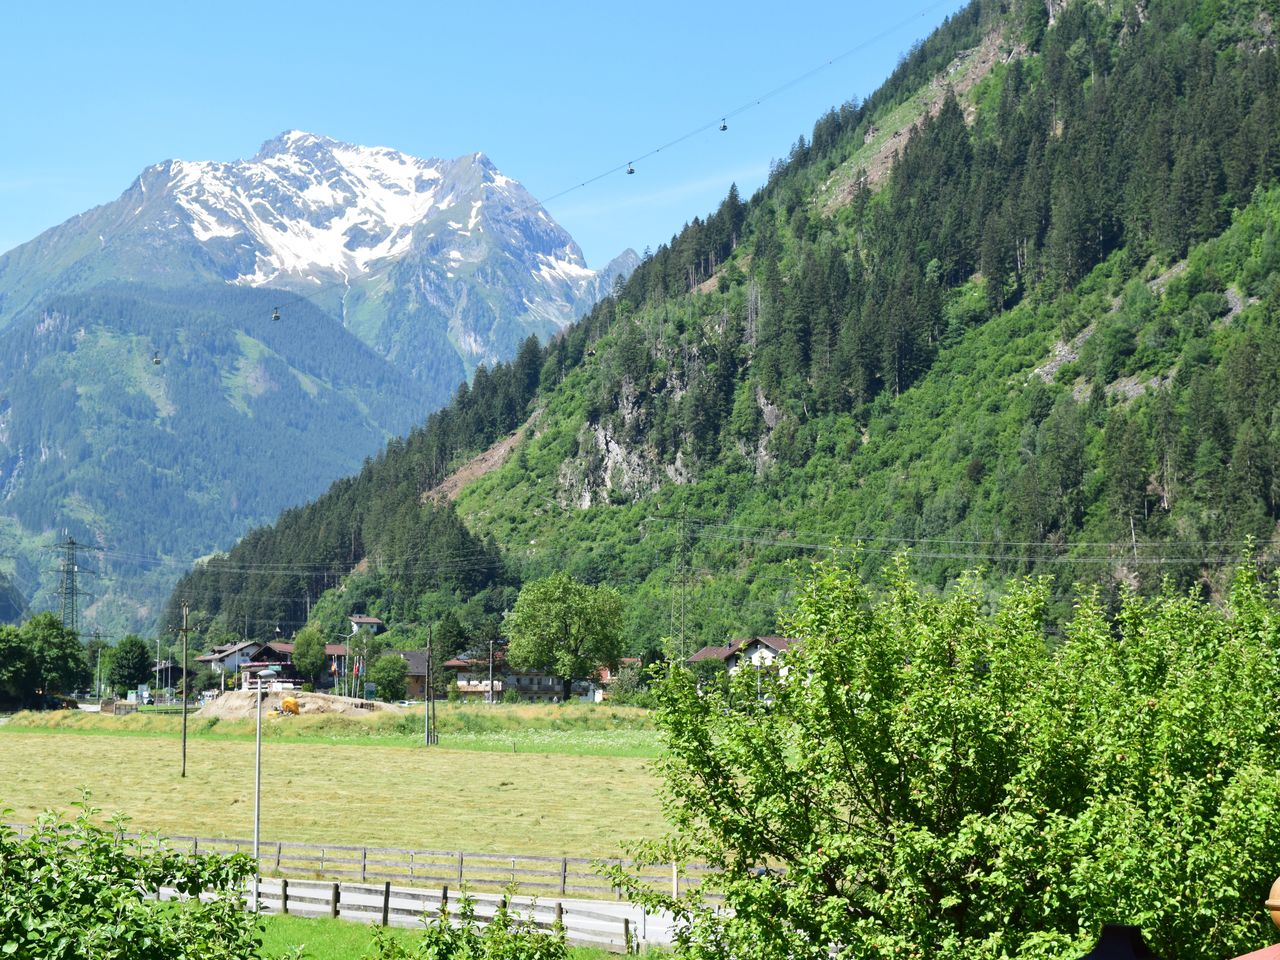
[424,623,437,746]
[180,600,190,778]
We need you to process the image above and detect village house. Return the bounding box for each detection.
[687,636,797,673]
[443,649,564,702]
[348,614,384,636]
[194,639,269,685]
[269,640,349,686]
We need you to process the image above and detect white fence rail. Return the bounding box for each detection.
[6,821,720,902]
[230,878,672,952]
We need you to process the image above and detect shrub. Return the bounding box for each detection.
[366,889,567,959]
[619,557,1280,960]
[0,800,262,959]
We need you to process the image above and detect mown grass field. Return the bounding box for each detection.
[2,702,664,757]
[0,706,665,857]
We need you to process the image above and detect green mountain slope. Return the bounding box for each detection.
[168,0,1280,652]
[0,283,433,631]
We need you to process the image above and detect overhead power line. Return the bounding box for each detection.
[535,0,961,206]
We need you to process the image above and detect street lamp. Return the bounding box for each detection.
[251,666,277,911]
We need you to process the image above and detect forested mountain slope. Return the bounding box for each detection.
[169,0,1280,654]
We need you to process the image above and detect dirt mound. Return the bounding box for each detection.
[196,690,403,720]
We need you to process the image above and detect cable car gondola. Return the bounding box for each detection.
[626,163,635,175]
[151,352,161,365]
[720,119,728,132]
[270,306,281,322]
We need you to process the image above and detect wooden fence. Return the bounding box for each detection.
[6,823,719,901]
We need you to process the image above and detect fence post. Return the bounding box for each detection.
[381,881,391,926]
[275,841,282,872]
[555,902,563,928]
[281,878,289,915]
[456,851,464,886]
[410,851,415,883]
[330,882,340,919]
[623,917,632,954]
[671,862,679,898]
[361,848,368,883]
[559,857,567,895]
[441,885,449,914]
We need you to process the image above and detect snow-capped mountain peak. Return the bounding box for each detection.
[155,131,468,283]
[0,131,637,382]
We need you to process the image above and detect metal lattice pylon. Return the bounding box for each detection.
[58,536,79,637]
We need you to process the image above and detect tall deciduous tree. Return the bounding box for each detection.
[108,634,152,694]
[369,654,407,702]
[290,625,327,686]
[22,613,89,699]
[0,614,88,706]
[503,573,623,701]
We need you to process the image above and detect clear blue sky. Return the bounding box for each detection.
[1,0,967,268]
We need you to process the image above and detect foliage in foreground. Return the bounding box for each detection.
[622,557,1280,960]
[367,891,568,960]
[0,801,260,959]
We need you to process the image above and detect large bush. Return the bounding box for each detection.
[627,557,1280,959]
[0,802,261,959]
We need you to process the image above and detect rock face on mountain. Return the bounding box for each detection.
[0,133,635,632]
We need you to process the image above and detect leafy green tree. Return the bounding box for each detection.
[0,624,25,706]
[503,572,623,701]
[369,654,407,701]
[0,614,87,705]
[0,802,261,959]
[290,625,327,686]
[619,557,1280,960]
[108,634,153,694]
[22,613,89,698]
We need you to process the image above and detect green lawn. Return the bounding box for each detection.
[260,914,623,959]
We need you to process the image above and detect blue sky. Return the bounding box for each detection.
[1,0,967,267]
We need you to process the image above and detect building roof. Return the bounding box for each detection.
[687,636,798,664]
[194,639,262,663]
[393,650,428,676]
[444,650,509,671]
[349,615,384,625]
[269,641,348,657]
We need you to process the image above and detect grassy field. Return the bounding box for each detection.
[1,702,663,757]
[259,913,625,958]
[0,723,664,856]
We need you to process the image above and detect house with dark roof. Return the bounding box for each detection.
[269,641,349,686]
[443,649,565,701]
[348,614,384,636]
[195,640,268,679]
[687,636,797,674]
